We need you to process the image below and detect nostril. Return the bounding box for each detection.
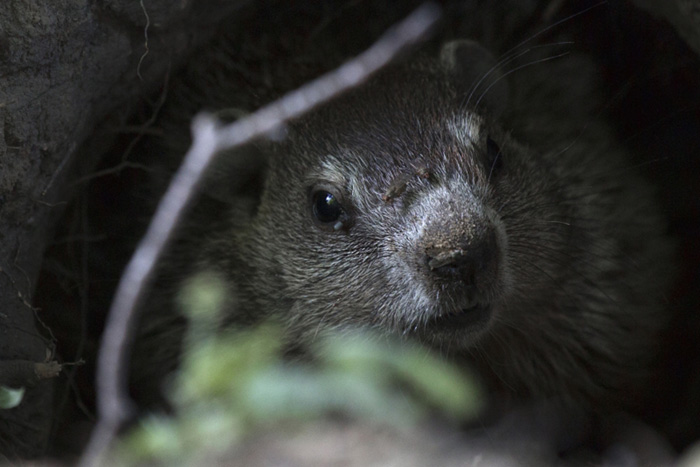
[427,249,479,285]
[425,232,497,286]
[427,249,465,270]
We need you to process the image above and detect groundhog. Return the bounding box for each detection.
[128,6,675,414]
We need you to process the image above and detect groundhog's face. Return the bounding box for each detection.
[200,39,672,403]
[239,45,572,352]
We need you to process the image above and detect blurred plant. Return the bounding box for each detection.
[113,271,483,465]
[0,386,24,409]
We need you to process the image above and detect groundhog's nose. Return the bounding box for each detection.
[424,229,498,288]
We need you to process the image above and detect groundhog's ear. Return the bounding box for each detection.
[440,40,509,118]
[200,144,267,205]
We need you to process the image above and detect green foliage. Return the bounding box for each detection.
[115,272,483,465]
[0,386,24,409]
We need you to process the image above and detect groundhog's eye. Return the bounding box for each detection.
[311,189,347,230]
[486,136,504,178]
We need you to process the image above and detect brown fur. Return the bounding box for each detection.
[129,5,675,411]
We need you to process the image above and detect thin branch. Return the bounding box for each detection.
[136,0,151,81]
[79,4,440,465]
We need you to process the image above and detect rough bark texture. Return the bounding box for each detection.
[0,0,249,458]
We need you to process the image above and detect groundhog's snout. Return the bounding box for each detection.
[425,229,498,290]
[415,205,501,332]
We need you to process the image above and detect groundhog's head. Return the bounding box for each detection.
[207,41,566,350]
[191,38,672,403]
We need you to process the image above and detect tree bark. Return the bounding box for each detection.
[0,0,249,458]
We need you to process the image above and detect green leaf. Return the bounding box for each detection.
[117,323,485,465]
[177,270,229,326]
[174,324,283,405]
[320,331,483,419]
[0,386,25,409]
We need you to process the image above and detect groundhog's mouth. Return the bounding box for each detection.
[426,303,492,331]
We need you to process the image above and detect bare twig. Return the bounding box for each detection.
[120,68,170,164]
[41,146,73,197]
[136,0,151,81]
[79,4,440,465]
[74,69,170,185]
[73,161,157,185]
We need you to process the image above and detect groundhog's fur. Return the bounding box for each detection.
[129,4,675,411]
